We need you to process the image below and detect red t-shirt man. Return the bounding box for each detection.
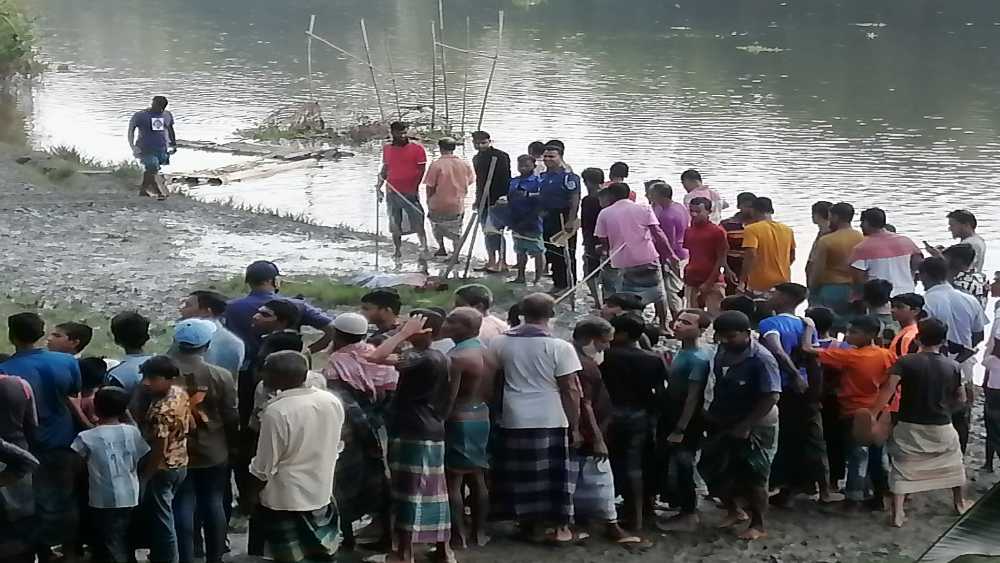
[682,199,729,313]
[382,141,427,195]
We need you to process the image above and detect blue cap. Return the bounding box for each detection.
[174,319,217,347]
[245,260,281,284]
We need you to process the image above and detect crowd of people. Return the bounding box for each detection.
[0,126,997,563]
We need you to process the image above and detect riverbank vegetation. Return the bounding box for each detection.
[0,0,44,81]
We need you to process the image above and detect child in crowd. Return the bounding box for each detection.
[580,167,607,308]
[505,155,545,284]
[861,279,899,345]
[47,321,94,356]
[806,306,848,489]
[71,387,150,563]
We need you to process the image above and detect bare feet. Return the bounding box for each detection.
[890,510,907,528]
[737,527,768,541]
[717,510,749,529]
[473,531,492,547]
[429,543,457,563]
[449,535,467,551]
[955,500,973,515]
[656,513,700,532]
[819,492,846,503]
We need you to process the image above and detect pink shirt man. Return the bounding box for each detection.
[425,154,475,215]
[594,199,665,269]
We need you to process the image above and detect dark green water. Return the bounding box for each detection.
[16,0,1000,272]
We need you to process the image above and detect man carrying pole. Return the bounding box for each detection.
[377,121,430,260]
[471,131,512,273]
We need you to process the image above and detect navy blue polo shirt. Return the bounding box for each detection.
[538,169,581,211]
[707,340,782,428]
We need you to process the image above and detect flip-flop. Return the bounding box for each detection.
[615,535,642,544]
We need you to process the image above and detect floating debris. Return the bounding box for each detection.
[736,43,786,54]
[866,32,879,39]
[853,22,888,28]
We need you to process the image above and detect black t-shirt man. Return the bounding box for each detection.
[891,351,962,426]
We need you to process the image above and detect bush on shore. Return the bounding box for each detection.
[0,0,44,81]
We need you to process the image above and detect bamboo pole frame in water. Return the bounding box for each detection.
[430,22,437,130]
[384,36,402,120]
[306,15,316,101]
[477,10,504,131]
[461,16,469,137]
[306,31,389,73]
[438,0,450,126]
[360,19,385,122]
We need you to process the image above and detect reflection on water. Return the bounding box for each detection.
[18,0,1000,275]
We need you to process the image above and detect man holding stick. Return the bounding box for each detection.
[539,143,583,292]
[377,121,430,259]
[472,131,512,272]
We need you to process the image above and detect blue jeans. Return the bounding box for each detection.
[146,468,187,563]
[173,464,228,563]
[845,443,887,502]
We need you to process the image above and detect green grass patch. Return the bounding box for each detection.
[211,274,518,313]
[0,295,173,359]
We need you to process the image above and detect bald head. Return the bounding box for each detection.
[444,307,483,342]
[521,293,555,323]
[261,350,309,391]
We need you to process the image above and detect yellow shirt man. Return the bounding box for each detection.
[810,227,864,286]
[742,219,795,292]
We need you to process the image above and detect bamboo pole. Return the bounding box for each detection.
[430,22,437,130]
[306,15,316,101]
[461,156,498,279]
[435,42,497,60]
[554,245,625,305]
[477,10,503,131]
[375,187,381,271]
[461,16,469,138]
[384,36,402,120]
[306,31,387,73]
[438,0,450,127]
[441,214,479,279]
[360,19,385,122]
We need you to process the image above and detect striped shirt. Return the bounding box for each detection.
[72,424,150,508]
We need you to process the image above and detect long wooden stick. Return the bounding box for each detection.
[384,36,402,120]
[375,187,381,270]
[430,22,437,130]
[477,10,503,131]
[306,15,316,101]
[441,213,479,279]
[435,42,497,60]
[462,155,498,278]
[438,0,450,127]
[306,31,386,73]
[461,16,470,138]
[360,19,385,122]
[554,245,625,305]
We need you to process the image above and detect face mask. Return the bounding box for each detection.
[582,343,605,365]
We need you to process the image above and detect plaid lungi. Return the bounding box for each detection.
[259,503,339,563]
[389,438,451,544]
[699,423,778,495]
[770,393,828,489]
[570,453,617,522]
[495,427,574,525]
[607,410,654,495]
[430,211,465,241]
[620,264,665,306]
[445,403,491,470]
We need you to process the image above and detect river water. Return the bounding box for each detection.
[14,0,1000,275]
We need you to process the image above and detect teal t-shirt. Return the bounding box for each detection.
[668,346,711,401]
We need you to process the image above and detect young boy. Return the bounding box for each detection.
[889,293,924,358]
[807,316,896,509]
[72,387,150,563]
[581,167,607,308]
[658,309,711,531]
[806,306,848,488]
[69,357,108,429]
[506,155,545,284]
[758,284,837,504]
[862,279,900,345]
[47,321,93,356]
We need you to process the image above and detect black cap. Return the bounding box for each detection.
[245,260,280,284]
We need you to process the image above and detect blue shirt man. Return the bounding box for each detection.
[0,348,81,450]
[224,261,335,370]
[708,339,782,428]
[128,96,175,156]
[507,174,544,236]
[758,313,817,388]
[538,168,582,212]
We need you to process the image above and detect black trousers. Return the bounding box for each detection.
[952,406,971,454]
[543,209,577,290]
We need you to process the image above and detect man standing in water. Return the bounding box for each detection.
[377,121,429,259]
[127,95,176,200]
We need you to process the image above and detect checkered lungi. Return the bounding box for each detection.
[389,438,451,544]
[259,503,339,563]
[495,427,574,524]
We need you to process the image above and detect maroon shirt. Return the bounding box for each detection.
[683,221,727,286]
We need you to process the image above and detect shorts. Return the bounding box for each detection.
[386,190,425,236]
[139,150,169,173]
[513,232,545,256]
[429,211,464,241]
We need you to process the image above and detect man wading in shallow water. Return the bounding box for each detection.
[127,95,176,200]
